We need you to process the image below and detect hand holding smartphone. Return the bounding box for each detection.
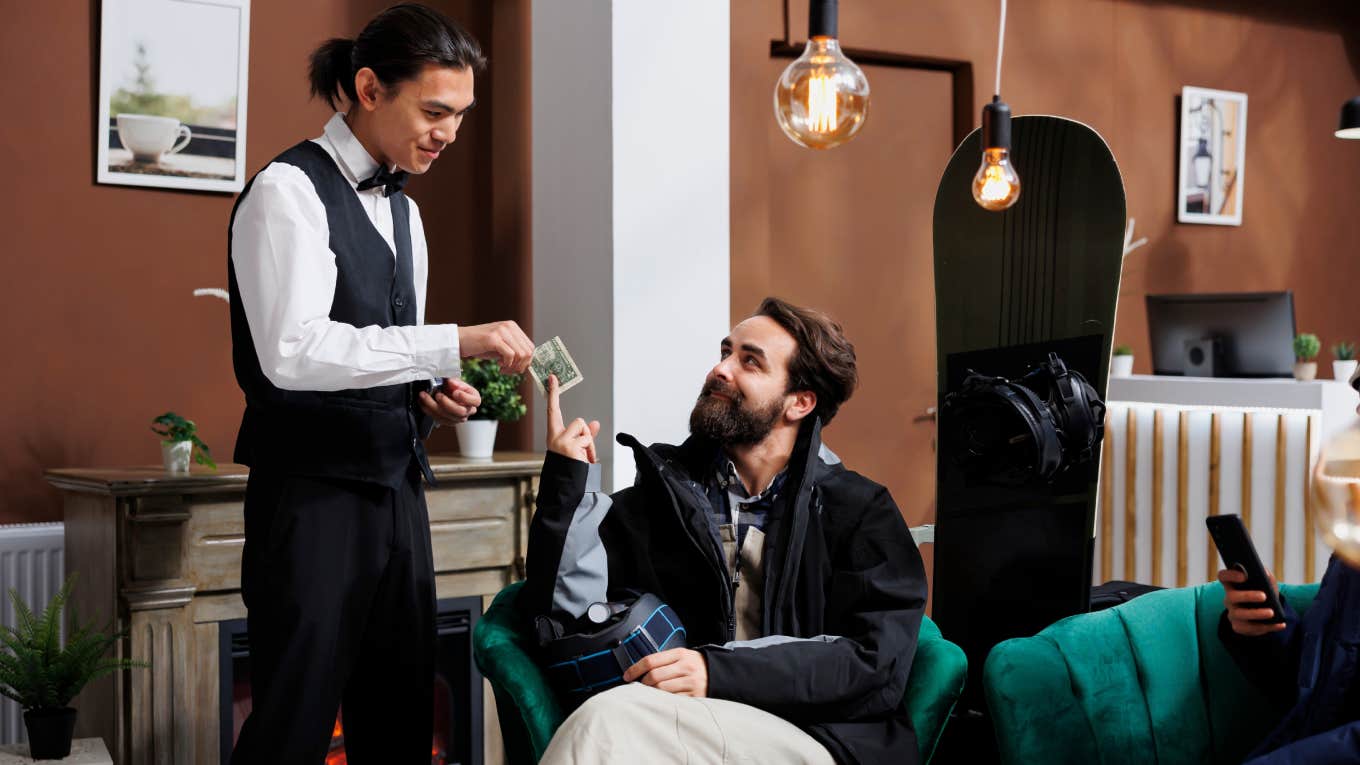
[1207,514,1287,633]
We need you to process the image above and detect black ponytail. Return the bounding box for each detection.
[307,3,486,111]
[309,38,357,110]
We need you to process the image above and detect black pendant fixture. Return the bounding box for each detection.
[1338,96,1360,140]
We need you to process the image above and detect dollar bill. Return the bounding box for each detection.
[530,336,584,395]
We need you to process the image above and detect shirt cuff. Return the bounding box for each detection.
[431,323,461,378]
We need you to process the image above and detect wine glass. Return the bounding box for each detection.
[1313,426,1360,568]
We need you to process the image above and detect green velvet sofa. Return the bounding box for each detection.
[472,581,968,763]
[984,581,1320,765]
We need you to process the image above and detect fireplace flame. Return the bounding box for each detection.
[324,715,446,765]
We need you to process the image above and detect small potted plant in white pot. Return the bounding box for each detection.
[1334,341,1358,383]
[0,576,148,760]
[1111,344,1135,377]
[455,359,527,459]
[151,412,215,474]
[1294,333,1321,381]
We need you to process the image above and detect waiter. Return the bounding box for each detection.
[226,5,533,763]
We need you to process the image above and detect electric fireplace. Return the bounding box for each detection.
[219,596,484,765]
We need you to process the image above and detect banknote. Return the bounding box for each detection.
[530,336,584,395]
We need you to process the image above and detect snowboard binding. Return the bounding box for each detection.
[942,352,1105,486]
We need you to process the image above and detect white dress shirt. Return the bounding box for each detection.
[230,113,460,392]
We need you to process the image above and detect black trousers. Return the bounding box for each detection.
[230,467,435,765]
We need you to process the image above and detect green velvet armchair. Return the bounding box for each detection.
[473,581,968,763]
[984,581,1320,765]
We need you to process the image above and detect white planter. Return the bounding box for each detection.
[1335,360,1359,383]
[1111,355,1134,378]
[161,440,192,474]
[455,420,499,459]
[1293,361,1318,381]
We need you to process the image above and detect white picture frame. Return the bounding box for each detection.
[1177,86,1247,226]
[97,0,250,193]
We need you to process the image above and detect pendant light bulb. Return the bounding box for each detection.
[773,1,870,150]
[973,98,1020,211]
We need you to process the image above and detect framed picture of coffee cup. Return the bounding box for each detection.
[1177,86,1247,226]
[96,0,250,192]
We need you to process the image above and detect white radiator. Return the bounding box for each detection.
[0,522,65,746]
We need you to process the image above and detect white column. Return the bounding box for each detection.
[532,1,730,490]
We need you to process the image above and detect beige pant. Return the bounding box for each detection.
[539,683,835,765]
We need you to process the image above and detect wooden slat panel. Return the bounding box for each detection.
[1305,415,1315,578]
[1207,413,1222,581]
[1242,412,1254,530]
[1125,408,1138,580]
[1100,412,1114,583]
[1152,410,1165,587]
[1178,411,1190,588]
[1275,414,1288,578]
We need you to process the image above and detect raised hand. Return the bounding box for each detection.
[545,374,599,464]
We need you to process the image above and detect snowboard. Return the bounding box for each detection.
[931,115,1127,711]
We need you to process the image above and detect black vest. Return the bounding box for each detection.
[228,140,435,489]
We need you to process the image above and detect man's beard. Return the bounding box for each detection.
[689,379,785,447]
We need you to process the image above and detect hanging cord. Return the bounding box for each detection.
[994,0,1008,97]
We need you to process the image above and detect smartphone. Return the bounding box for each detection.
[1206,514,1286,623]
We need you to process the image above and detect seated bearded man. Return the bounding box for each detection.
[520,297,928,765]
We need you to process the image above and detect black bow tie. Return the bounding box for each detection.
[356,165,408,197]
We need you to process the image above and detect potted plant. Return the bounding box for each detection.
[0,576,148,760]
[1334,341,1358,383]
[454,359,527,459]
[1111,344,1135,377]
[1294,333,1321,381]
[150,412,215,474]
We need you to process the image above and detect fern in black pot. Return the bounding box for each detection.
[0,576,147,759]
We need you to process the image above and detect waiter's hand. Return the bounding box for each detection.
[545,374,599,463]
[419,378,481,426]
[459,321,534,374]
[624,648,708,697]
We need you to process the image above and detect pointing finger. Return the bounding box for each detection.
[546,374,564,435]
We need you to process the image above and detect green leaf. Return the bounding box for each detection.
[460,358,527,422]
[0,575,146,711]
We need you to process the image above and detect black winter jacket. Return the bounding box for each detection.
[521,418,928,765]
[1221,556,1360,764]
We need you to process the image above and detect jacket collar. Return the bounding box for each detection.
[619,416,839,501]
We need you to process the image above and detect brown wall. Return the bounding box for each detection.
[733,0,1360,527]
[1,1,530,523]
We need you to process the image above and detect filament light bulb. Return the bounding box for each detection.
[973,97,1021,211]
[973,148,1021,211]
[773,37,870,150]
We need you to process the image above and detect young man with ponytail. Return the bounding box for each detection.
[227,5,533,763]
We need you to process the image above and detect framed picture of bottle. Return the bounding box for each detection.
[96,0,251,193]
[1177,86,1247,226]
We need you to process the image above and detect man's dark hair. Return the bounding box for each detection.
[308,3,487,111]
[755,297,858,425]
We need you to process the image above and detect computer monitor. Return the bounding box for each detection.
[1146,291,1296,377]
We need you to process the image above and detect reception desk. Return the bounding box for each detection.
[1100,375,1359,587]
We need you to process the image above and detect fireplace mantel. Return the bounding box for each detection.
[46,452,542,765]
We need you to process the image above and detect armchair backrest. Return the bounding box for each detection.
[984,582,1318,765]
